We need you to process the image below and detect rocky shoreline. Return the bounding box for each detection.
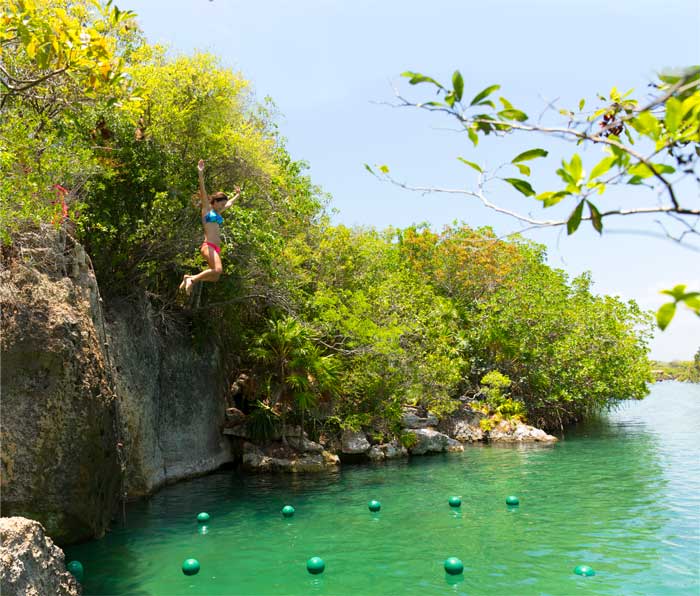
[224,404,557,474]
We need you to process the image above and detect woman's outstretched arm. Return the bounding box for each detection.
[221,185,241,212]
[198,159,208,215]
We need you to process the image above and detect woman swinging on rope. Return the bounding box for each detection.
[180,159,240,295]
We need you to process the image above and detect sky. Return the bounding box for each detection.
[120,0,699,361]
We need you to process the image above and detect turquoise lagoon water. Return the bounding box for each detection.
[67,382,700,595]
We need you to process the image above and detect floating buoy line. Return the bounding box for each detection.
[70,495,597,584]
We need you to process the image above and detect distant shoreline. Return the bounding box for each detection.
[651,360,700,383]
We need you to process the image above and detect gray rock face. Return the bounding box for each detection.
[341,430,371,454]
[107,300,233,497]
[450,420,485,442]
[406,428,463,455]
[1,230,235,544]
[401,407,438,429]
[0,517,80,596]
[438,405,486,441]
[1,233,121,544]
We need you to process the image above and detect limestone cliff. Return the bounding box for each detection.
[1,229,120,544]
[106,299,232,497]
[1,228,233,544]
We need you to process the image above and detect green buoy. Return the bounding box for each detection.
[66,560,84,582]
[574,565,595,577]
[444,557,464,575]
[306,556,325,575]
[182,558,200,576]
[505,495,519,506]
[196,512,210,523]
[448,496,462,508]
[368,500,381,512]
[282,505,295,518]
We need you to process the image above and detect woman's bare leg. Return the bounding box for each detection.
[184,245,222,294]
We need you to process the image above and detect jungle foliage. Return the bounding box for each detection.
[1,0,654,435]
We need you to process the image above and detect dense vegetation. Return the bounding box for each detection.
[1,0,654,437]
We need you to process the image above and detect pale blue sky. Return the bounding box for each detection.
[121,0,699,360]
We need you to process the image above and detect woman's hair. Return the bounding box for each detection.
[209,191,228,205]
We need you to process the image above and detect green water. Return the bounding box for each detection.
[67,382,700,595]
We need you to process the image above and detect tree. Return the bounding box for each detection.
[0,0,138,111]
[0,0,140,241]
[249,316,339,441]
[369,66,700,328]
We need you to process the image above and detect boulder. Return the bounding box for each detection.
[241,442,340,473]
[341,430,371,454]
[0,517,80,596]
[384,440,409,459]
[367,440,410,461]
[287,434,324,454]
[450,421,484,442]
[224,407,246,425]
[406,428,459,455]
[367,445,385,461]
[489,421,558,443]
[438,405,486,441]
[401,407,438,429]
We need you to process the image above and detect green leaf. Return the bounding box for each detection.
[682,295,700,313]
[364,164,375,175]
[589,156,616,180]
[503,178,535,197]
[499,97,514,109]
[515,164,531,176]
[452,70,464,102]
[660,284,687,300]
[469,84,500,106]
[512,148,548,163]
[457,157,483,173]
[379,164,390,174]
[628,162,676,178]
[567,200,585,235]
[664,96,682,133]
[498,108,528,122]
[656,302,676,330]
[569,154,583,182]
[556,165,575,185]
[401,71,444,88]
[578,98,585,111]
[467,127,479,147]
[587,200,603,234]
[631,111,661,139]
[537,191,570,208]
[445,92,455,108]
